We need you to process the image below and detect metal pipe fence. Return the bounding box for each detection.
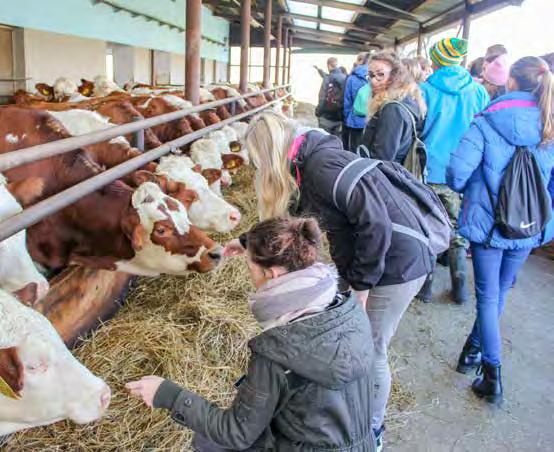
[0,85,291,242]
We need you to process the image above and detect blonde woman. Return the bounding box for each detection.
[225,111,432,450]
[360,52,427,164]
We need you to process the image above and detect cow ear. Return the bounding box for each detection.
[171,185,198,210]
[201,169,222,185]
[35,83,53,99]
[130,170,158,188]
[192,164,202,173]
[0,347,24,400]
[130,223,145,251]
[8,177,45,206]
[222,154,244,170]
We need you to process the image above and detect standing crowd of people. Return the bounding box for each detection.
[126,38,554,452]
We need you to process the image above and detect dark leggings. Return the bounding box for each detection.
[341,126,364,153]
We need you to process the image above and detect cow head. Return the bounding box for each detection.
[0,177,49,305]
[0,290,110,435]
[116,182,222,276]
[156,156,241,233]
[52,78,79,102]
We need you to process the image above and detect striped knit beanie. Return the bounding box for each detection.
[430,38,469,67]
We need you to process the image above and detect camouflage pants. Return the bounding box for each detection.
[429,183,467,248]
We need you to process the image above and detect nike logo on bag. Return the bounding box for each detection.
[520,221,536,229]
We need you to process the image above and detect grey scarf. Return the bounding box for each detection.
[249,263,337,331]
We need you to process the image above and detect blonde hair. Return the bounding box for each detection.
[510,56,554,144]
[245,111,298,220]
[402,58,425,83]
[368,51,427,119]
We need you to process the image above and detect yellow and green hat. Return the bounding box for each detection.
[430,38,469,67]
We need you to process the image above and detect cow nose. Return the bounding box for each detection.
[100,386,111,410]
[208,245,224,261]
[229,211,241,224]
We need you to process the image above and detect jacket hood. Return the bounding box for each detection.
[294,130,344,169]
[480,91,543,146]
[249,295,372,389]
[351,64,368,80]
[427,65,476,95]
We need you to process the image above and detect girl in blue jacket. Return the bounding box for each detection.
[447,56,554,404]
[342,52,370,152]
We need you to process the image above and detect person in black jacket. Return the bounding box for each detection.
[361,51,427,165]
[314,57,347,137]
[127,217,375,451]
[229,111,433,450]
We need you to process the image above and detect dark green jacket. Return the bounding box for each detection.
[154,295,375,451]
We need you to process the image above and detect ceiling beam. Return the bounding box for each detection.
[297,0,421,23]
[284,12,387,33]
[293,33,366,50]
[291,25,370,45]
[398,0,524,44]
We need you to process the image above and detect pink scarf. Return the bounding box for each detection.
[287,134,306,187]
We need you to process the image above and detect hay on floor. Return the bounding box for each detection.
[8,165,415,451]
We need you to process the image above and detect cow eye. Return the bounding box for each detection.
[154,226,166,235]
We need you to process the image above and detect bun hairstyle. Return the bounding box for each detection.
[510,56,553,144]
[245,217,322,272]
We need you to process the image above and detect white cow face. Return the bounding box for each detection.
[52,77,78,102]
[190,139,226,196]
[0,177,49,305]
[156,156,241,233]
[93,76,124,97]
[116,182,222,276]
[0,289,110,435]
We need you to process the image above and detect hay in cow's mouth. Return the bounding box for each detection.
[8,165,415,451]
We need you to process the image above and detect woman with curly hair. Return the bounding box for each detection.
[360,51,427,165]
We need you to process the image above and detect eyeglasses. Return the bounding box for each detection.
[368,71,391,81]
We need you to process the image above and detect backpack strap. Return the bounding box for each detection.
[385,100,418,140]
[332,158,382,211]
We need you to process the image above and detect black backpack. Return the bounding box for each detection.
[332,158,452,255]
[486,145,552,241]
[321,79,343,120]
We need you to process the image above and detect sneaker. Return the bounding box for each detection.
[373,425,385,452]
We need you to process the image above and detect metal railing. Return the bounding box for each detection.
[0,84,291,242]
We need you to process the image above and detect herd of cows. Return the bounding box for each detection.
[0,76,291,437]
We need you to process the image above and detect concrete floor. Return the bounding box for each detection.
[387,254,554,452]
[293,103,554,452]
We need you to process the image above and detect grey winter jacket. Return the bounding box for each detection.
[153,294,376,451]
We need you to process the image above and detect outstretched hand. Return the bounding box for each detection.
[126,376,164,408]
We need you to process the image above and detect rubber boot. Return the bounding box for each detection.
[416,272,434,303]
[456,338,482,374]
[472,362,503,405]
[449,246,469,304]
[437,249,449,267]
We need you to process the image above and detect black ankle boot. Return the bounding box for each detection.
[416,272,434,303]
[456,339,481,374]
[472,362,503,405]
[449,247,469,304]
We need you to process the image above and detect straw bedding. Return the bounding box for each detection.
[8,166,415,451]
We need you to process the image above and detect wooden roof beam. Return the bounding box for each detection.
[285,12,387,33]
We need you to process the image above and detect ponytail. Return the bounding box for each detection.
[510,56,554,144]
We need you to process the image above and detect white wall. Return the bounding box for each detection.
[23,28,105,90]
[133,47,151,84]
[170,53,184,85]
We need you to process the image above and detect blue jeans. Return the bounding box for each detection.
[468,243,531,366]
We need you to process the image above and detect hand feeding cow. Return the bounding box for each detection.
[0,289,110,435]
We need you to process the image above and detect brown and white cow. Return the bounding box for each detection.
[34,77,90,103]
[0,174,49,305]
[0,107,222,275]
[0,289,111,435]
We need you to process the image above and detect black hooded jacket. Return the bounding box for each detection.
[361,95,424,164]
[291,131,432,289]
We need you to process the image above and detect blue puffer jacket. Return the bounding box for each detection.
[343,65,368,129]
[447,91,554,249]
[421,66,489,184]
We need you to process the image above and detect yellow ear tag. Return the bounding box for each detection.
[41,89,50,96]
[0,375,21,400]
[230,142,242,153]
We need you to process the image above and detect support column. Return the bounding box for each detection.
[239,0,251,93]
[274,15,283,86]
[287,34,292,85]
[461,0,471,66]
[262,0,272,88]
[282,27,289,85]
[185,0,202,105]
[416,25,423,57]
